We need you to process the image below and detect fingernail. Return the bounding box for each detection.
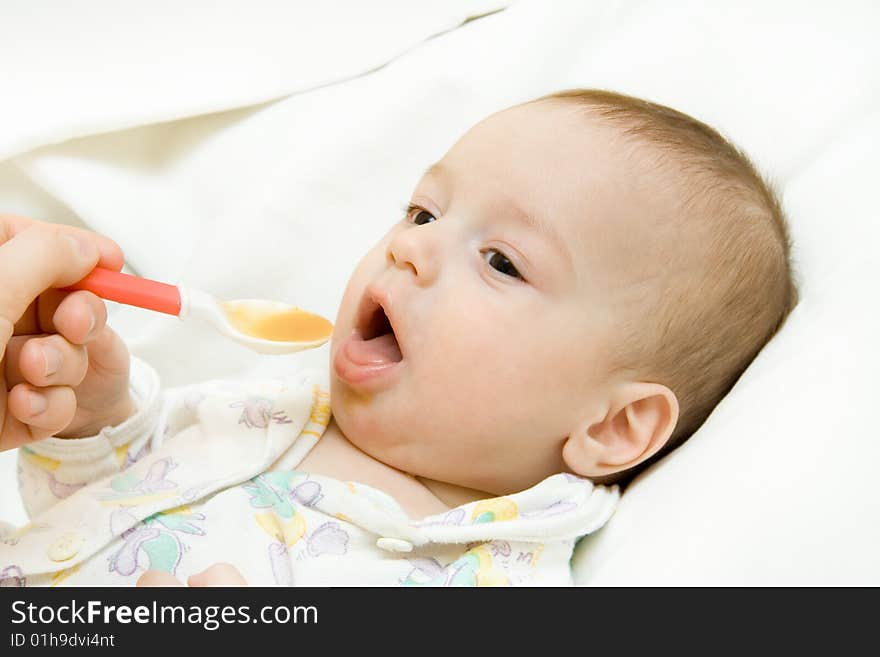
[65,233,97,260]
[29,392,48,415]
[43,346,63,377]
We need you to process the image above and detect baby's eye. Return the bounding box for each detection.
[406,204,437,225]
[483,249,522,280]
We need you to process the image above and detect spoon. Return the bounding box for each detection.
[63,267,333,354]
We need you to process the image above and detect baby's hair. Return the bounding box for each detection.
[536,89,798,487]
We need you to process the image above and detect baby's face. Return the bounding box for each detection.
[330,101,668,494]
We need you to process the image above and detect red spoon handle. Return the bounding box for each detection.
[64,267,182,316]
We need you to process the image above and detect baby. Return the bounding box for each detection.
[0,89,796,586]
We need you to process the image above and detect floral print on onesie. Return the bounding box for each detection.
[1,357,618,586]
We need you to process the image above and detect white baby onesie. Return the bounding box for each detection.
[0,358,619,587]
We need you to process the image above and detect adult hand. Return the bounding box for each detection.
[0,214,129,451]
[136,563,249,587]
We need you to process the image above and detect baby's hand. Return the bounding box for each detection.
[137,564,249,587]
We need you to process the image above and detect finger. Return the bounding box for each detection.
[0,220,122,355]
[14,278,113,340]
[137,571,184,587]
[13,334,88,388]
[12,289,65,337]
[51,291,107,345]
[5,383,76,439]
[12,288,103,338]
[0,408,43,452]
[0,226,96,353]
[7,324,130,392]
[79,324,131,378]
[0,215,125,272]
[2,336,30,387]
[187,563,248,587]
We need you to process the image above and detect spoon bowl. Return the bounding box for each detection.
[181,288,331,354]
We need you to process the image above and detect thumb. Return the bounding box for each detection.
[0,226,99,358]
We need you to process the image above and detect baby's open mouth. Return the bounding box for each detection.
[350,294,403,365]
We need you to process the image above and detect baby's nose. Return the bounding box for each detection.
[386,228,439,284]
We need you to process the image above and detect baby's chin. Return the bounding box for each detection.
[329,391,397,459]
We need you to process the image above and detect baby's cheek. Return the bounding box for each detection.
[434,314,503,369]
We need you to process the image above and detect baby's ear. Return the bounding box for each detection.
[562,383,679,478]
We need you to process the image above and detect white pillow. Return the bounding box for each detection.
[574,117,880,584]
[0,0,507,159]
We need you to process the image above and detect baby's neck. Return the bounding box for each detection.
[414,476,493,510]
[297,418,490,520]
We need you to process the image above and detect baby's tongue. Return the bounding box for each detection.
[348,332,403,365]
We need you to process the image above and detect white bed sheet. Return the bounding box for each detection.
[1,0,878,584]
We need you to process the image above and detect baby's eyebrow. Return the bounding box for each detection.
[507,203,572,271]
[422,162,446,180]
